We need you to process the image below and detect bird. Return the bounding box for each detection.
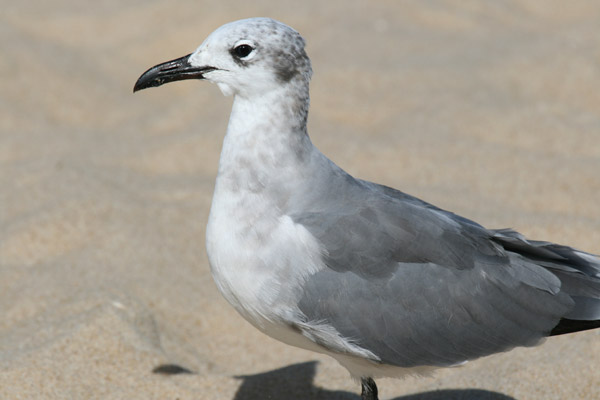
[134,17,600,400]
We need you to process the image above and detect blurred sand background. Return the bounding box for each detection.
[1,1,599,399]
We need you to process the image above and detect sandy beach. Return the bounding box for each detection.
[1,1,599,398]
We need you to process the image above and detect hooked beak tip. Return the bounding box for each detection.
[133,53,216,93]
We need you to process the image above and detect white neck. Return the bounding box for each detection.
[214,83,313,204]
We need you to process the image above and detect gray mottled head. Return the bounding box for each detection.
[187,18,312,98]
[133,18,313,129]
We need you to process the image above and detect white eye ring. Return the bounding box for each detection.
[232,40,256,60]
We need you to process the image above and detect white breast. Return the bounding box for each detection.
[205,184,324,329]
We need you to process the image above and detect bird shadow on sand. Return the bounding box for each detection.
[233,361,516,400]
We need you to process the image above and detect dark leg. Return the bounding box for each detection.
[360,377,378,400]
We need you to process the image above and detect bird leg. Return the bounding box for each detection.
[361,377,378,400]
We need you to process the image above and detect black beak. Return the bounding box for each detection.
[133,53,217,92]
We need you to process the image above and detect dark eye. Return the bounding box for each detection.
[233,44,253,58]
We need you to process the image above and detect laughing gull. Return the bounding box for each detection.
[134,18,600,400]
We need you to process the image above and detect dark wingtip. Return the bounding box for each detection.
[550,318,600,336]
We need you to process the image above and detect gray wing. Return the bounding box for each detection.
[292,176,600,368]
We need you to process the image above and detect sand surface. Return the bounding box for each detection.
[1,1,599,399]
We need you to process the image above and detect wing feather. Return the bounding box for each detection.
[292,177,599,367]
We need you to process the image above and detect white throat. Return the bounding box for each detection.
[215,84,312,200]
[204,84,323,328]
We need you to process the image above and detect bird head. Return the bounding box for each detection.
[133,18,312,99]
